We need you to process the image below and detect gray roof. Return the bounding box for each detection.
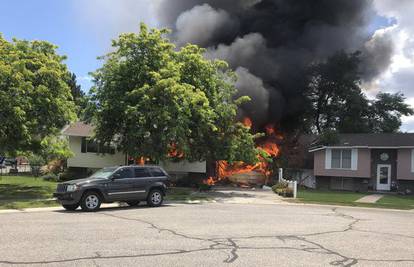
[310,133,414,151]
[62,122,94,137]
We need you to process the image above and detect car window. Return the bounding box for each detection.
[149,167,165,177]
[134,168,151,178]
[114,168,133,179]
[90,167,117,179]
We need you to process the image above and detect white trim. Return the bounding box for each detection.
[310,145,414,153]
[351,149,358,171]
[325,149,332,169]
[411,149,414,173]
[108,190,146,195]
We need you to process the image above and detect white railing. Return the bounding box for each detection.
[278,168,297,198]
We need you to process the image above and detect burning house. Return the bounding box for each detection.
[155,0,393,185]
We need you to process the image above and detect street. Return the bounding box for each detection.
[0,202,413,266]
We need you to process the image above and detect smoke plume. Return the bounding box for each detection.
[156,0,394,131]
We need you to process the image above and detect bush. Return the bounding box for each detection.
[58,170,78,182]
[272,181,288,193]
[28,154,46,177]
[42,173,59,182]
[272,182,294,197]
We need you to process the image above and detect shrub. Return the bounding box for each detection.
[272,181,288,193]
[283,187,294,197]
[198,183,211,192]
[58,170,78,182]
[42,173,59,182]
[28,154,46,177]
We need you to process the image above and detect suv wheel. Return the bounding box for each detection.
[62,204,79,211]
[147,189,163,207]
[80,192,101,212]
[126,201,140,206]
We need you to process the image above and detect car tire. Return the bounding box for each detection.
[62,204,79,211]
[126,200,140,206]
[147,189,163,207]
[80,191,101,212]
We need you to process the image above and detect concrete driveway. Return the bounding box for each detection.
[0,202,413,266]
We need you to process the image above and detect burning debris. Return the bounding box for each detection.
[202,117,282,187]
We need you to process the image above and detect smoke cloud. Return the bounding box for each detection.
[156,0,395,130]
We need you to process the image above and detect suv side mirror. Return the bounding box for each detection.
[111,173,121,180]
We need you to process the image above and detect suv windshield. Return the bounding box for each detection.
[90,167,118,179]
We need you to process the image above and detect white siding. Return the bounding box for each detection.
[67,136,125,169]
[67,136,207,173]
[161,160,206,173]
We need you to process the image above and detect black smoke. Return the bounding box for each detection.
[156,0,394,131]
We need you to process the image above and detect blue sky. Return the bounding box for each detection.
[0,0,157,91]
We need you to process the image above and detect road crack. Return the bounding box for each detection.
[1,208,413,266]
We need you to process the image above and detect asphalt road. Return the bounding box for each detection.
[0,202,413,267]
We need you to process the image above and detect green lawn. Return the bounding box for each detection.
[166,187,211,202]
[376,195,414,210]
[0,176,208,210]
[0,175,59,209]
[296,189,368,205]
[294,189,414,210]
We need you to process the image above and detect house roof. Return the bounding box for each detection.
[309,133,414,152]
[62,122,94,137]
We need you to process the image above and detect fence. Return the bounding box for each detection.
[0,164,32,176]
[278,168,297,198]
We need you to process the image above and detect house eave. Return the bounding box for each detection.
[309,146,414,153]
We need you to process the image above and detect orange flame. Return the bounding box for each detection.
[242,117,253,128]
[168,143,184,158]
[203,177,215,186]
[214,120,283,184]
[265,123,275,135]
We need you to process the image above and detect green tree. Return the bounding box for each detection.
[306,51,413,134]
[368,92,414,133]
[67,72,87,118]
[90,24,258,164]
[0,35,76,155]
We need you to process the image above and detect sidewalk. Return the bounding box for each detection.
[355,194,384,203]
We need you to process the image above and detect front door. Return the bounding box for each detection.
[107,167,136,200]
[377,164,391,191]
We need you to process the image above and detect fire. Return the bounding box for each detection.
[265,123,275,135]
[212,118,283,185]
[203,177,215,186]
[242,117,252,128]
[137,157,146,165]
[168,143,184,158]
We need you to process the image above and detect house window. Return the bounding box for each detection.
[81,138,115,154]
[331,149,352,169]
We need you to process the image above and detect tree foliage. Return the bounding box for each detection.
[0,35,76,155]
[67,72,87,119]
[90,24,258,163]
[306,51,413,134]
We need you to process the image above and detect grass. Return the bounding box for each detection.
[375,195,414,210]
[293,189,414,210]
[166,187,211,202]
[296,189,368,205]
[0,176,209,209]
[0,175,59,209]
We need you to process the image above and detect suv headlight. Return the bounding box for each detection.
[67,184,79,192]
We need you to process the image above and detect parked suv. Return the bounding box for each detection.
[53,165,169,212]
